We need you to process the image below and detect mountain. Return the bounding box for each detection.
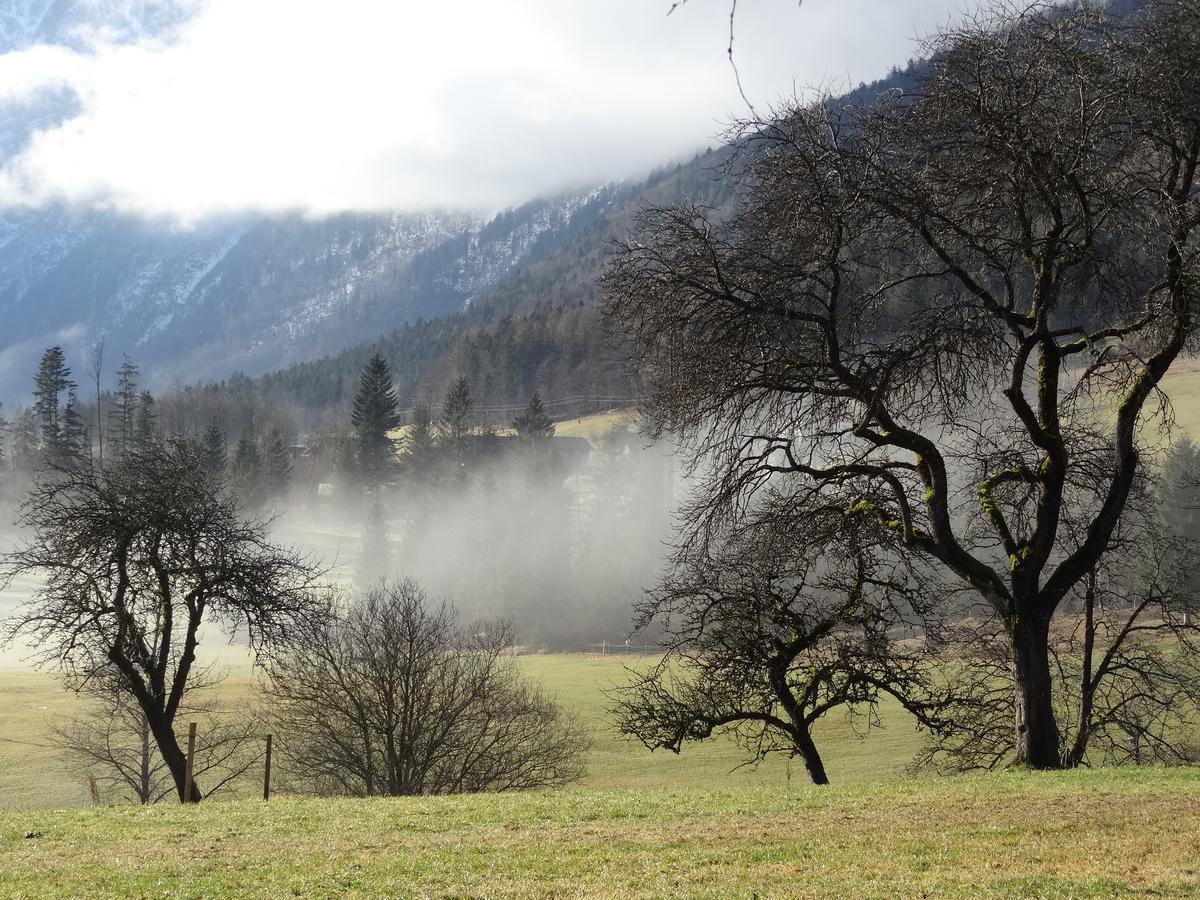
[0,0,908,414]
[0,3,641,404]
[248,149,737,422]
[0,173,634,405]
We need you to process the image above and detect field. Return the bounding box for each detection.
[3,402,1200,897]
[1,770,1198,897]
[0,654,925,810]
[3,656,1199,897]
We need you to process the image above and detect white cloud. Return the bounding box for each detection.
[0,0,967,223]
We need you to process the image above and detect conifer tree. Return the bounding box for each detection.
[109,356,139,459]
[60,387,88,467]
[402,402,438,481]
[513,392,555,440]
[262,430,292,499]
[134,391,158,452]
[439,376,474,478]
[11,408,39,472]
[33,346,73,461]
[440,376,473,443]
[231,433,264,510]
[199,424,227,478]
[350,354,401,491]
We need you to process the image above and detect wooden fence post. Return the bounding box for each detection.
[183,722,197,803]
[263,734,273,802]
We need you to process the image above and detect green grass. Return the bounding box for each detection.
[0,654,924,809]
[1,769,1197,897]
[552,408,641,446]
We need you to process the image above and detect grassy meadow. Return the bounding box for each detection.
[1,770,1198,897]
[3,400,1200,896]
[0,653,926,810]
[3,656,1197,897]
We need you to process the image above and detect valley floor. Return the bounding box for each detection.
[1,769,1198,898]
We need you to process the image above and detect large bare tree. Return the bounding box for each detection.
[604,1,1200,768]
[3,441,326,801]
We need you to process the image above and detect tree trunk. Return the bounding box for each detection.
[139,715,152,804]
[792,726,830,786]
[1063,576,1097,769]
[147,713,202,803]
[1010,611,1060,769]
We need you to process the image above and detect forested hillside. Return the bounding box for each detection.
[247,146,739,419]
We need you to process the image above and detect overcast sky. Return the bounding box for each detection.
[0,0,970,223]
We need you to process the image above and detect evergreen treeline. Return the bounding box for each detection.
[0,347,673,648]
[338,356,674,647]
[178,145,740,427]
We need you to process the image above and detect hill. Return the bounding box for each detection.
[1,769,1197,897]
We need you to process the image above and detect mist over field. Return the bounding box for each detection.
[272,423,681,650]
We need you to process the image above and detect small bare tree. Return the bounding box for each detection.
[268,579,589,796]
[85,340,103,467]
[2,441,327,802]
[614,503,953,785]
[51,670,262,804]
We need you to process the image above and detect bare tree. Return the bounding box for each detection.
[51,671,262,804]
[85,340,103,467]
[268,579,589,796]
[604,1,1200,769]
[614,502,952,785]
[2,441,327,802]
[918,486,1200,772]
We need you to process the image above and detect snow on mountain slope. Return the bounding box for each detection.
[0,1,633,404]
[0,185,628,404]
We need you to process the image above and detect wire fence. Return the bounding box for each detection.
[579,642,659,655]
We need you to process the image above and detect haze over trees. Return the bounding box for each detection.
[605,0,1200,770]
[6,0,1200,820]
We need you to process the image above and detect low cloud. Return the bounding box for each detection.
[0,0,964,223]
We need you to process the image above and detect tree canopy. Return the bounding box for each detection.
[604,0,1200,769]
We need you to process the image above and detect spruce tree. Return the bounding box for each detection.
[513,392,555,439]
[60,387,88,467]
[232,433,264,510]
[109,356,139,459]
[440,376,473,443]
[33,346,72,461]
[263,430,292,499]
[439,376,474,478]
[199,424,227,478]
[133,391,158,452]
[402,402,438,480]
[350,354,401,491]
[11,408,39,472]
